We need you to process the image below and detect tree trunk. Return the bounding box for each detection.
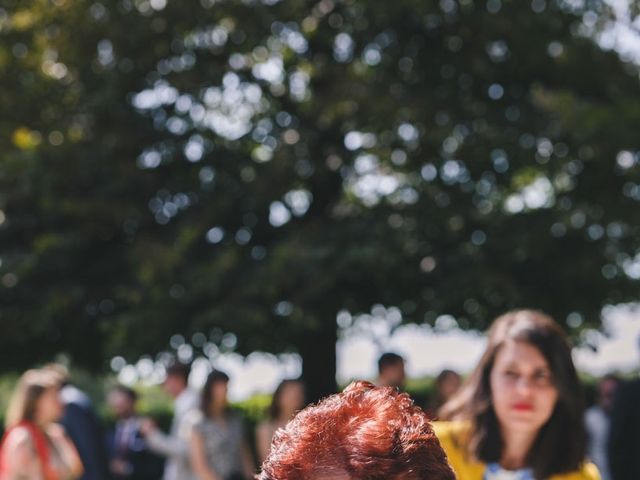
[299,324,338,404]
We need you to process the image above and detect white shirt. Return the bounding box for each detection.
[146,389,200,480]
[585,405,612,480]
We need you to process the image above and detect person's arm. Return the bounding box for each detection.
[48,423,84,479]
[241,441,255,479]
[255,422,272,465]
[189,429,220,480]
[1,427,43,480]
[140,418,189,460]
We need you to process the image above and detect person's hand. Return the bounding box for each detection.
[46,423,68,442]
[48,423,85,478]
[110,459,132,476]
[139,417,157,437]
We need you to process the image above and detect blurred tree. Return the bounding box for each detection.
[1,0,639,401]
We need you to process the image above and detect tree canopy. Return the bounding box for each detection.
[1,0,639,401]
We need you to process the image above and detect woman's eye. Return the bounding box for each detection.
[504,370,519,379]
[534,371,553,384]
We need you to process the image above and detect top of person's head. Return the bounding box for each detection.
[436,369,460,385]
[165,362,191,384]
[599,373,620,386]
[200,369,230,417]
[42,363,71,387]
[205,369,230,385]
[5,369,59,428]
[439,309,585,479]
[258,380,455,480]
[377,352,404,373]
[110,384,138,403]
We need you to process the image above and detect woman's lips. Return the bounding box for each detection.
[511,402,534,411]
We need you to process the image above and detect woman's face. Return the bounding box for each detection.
[211,380,228,407]
[439,374,461,401]
[36,387,63,425]
[279,382,305,415]
[490,340,558,436]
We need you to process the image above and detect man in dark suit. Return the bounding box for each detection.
[609,376,640,480]
[106,385,164,480]
[47,364,110,480]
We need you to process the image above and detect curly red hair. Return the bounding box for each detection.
[258,381,455,480]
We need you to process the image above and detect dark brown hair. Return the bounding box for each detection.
[268,379,304,421]
[201,369,229,418]
[5,369,59,428]
[166,362,191,385]
[110,384,138,402]
[439,310,586,479]
[377,351,404,374]
[258,381,455,480]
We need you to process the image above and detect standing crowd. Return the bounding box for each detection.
[1,309,639,479]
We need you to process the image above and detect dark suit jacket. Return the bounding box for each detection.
[609,379,640,480]
[61,388,110,480]
[106,418,165,480]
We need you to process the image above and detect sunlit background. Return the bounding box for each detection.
[109,303,640,401]
[2,0,640,408]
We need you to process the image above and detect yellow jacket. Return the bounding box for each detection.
[433,421,600,480]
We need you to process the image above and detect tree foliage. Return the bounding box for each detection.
[1,0,639,400]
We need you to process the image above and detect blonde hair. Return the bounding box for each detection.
[42,363,70,386]
[5,369,59,428]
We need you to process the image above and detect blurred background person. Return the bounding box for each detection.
[106,385,164,480]
[425,369,462,419]
[140,362,199,480]
[46,364,109,480]
[257,381,455,480]
[255,379,305,463]
[437,310,599,480]
[609,347,640,480]
[376,352,406,390]
[189,370,254,480]
[585,375,619,480]
[0,369,84,479]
